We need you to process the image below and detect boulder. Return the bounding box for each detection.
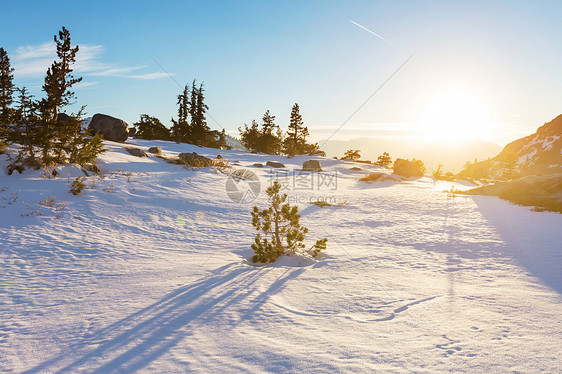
[253,163,264,168]
[88,113,129,142]
[266,161,285,168]
[178,152,213,167]
[125,147,148,157]
[302,160,322,172]
[393,158,424,177]
[148,146,162,156]
[56,113,71,123]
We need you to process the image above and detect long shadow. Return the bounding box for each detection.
[472,195,562,294]
[23,262,304,373]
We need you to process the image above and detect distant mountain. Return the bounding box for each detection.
[319,137,501,173]
[457,114,562,179]
[411,138,501,173]
[319,138,415,162]
[497,114,562,175]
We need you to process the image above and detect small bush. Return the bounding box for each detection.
[359,172,395,182]
[70,177,86,195]
[310,200,332,207]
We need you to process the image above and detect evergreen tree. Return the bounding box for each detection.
[375,152,392,168]
[10,87,40,166]
[343,149,361,161]
[40,27,82,120]
[239,120,261,152]
[259,110,283,154]
[283,103,308,157]
[250,181,327,263]
[170,84,190,143]
[191,81,210,145]
[0,47,15,140]
[39,27,82,162]
[134,114,171,140]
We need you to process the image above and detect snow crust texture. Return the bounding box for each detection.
[1,139,561,373]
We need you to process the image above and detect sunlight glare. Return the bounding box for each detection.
[420,89,492,143]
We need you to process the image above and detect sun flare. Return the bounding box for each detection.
[420,89,492,143]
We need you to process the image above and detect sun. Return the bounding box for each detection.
[419,89,492,143]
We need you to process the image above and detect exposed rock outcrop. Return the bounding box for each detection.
[88,114,129,142]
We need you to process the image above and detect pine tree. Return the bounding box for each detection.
[251,181,327,263]
[190,81,210,145]
[282,103,320,157]
[170,84,190,143]
[375,152,392,168]
[39,27,82,162]
[343,149,361,161]
[0,47,15,141]
[11,87,40,166]
[41,27,82,120]
[239,120,261,152]
[259,110,283,154]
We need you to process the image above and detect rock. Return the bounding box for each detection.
[253,163,264,167]
[56,113,70,123]
[124,147,148,157]
[216,154,223,159]
[88,113,129,142]
[302,160,322,172]
[393,158,424,177]
[266,161,285,168]
[178,152,213,167]
[148,146,162,156]
[350,167,362,171]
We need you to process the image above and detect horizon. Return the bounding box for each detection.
[2,1,562,147]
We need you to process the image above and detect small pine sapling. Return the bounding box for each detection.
[250,181,327,263]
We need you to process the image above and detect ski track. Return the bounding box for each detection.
[0,139,561,373]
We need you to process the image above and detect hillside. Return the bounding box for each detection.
[1,140,561,372]
[458,114,562,179]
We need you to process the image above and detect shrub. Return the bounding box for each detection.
[69,177,86,195]
[250,181,327,263]
[342,149,361,161]
[393,158,426,177]
[359,172,395,182]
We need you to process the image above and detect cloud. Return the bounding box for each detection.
[10,42,164,80]
[127,72,174,80]
[74,81,98,89]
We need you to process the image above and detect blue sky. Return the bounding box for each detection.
[2,0,561,145]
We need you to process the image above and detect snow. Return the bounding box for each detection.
[1,139,561,373]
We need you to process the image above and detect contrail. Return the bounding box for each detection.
[350,20,394,46]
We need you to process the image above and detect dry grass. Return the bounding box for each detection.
[359,172,395,182]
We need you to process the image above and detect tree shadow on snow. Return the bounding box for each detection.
[471,195,562,294]
[23,262,305,373]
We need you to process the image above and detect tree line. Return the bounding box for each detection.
[133,80,229,149]
[239,103,323,157]
[0,27,104,174]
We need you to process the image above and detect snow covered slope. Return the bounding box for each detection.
[497,114,562,175]
[1,139,561,373]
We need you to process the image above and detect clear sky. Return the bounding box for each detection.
[2,0,561,146]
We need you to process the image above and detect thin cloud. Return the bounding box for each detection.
[350,20,394,46]
[74,81,98,89]
[127,72,175,80]
[10,42,159,79]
